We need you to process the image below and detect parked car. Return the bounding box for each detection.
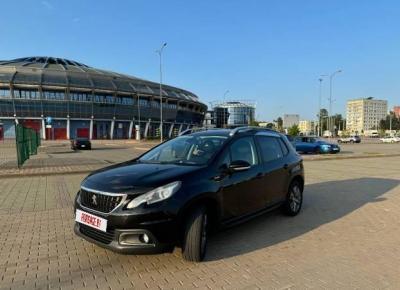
[338,135,361,143]
[71,137,92,150]
[292,136,340,154]
[380,136,400,143]
[74,127,304,262]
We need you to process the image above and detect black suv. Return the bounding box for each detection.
[74,127,304,262]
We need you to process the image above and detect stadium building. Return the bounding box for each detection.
[0,57,206,140]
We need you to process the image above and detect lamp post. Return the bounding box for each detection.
[222,90,229,128]
[328,69,342,135]
[156,42,167,142]
[318,75,327,137]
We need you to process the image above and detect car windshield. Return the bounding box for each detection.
[138,135,228,165]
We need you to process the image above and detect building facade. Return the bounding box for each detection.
[283,114,299,129]
[394,106,400,118]
[0,57,206,140]
[210,101,255,128]
[299,120,315,135]
[346,97,388,133]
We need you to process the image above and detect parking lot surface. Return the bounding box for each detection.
[1,153,400,289]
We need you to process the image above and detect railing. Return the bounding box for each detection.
[15,124,41,168]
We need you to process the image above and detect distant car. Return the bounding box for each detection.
[292,136,340,154]
[71,138,92,150]
[338,135,361,144]
[380,136,400,143]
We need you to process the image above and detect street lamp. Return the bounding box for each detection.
[328,69,342,135]
[156,42,167,142]
[222,90,229,128]
[318,75,327,137]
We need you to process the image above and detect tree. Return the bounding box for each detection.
[249,120,259,127]
[266,122,275,129]
[379,112,400,130]
[288,124,300,136]
[318,108,329,132]
[274,117,283,132]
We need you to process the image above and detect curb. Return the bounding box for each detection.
[303,153,400,162]
[1,153,400,178]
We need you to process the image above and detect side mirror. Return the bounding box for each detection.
[228,160,251,172]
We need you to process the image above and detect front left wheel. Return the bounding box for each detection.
[182,207,208,262]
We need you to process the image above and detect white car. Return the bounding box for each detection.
[380,136,400,143]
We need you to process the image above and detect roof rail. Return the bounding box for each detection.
[229,126,277,137]
[178,127,209,136]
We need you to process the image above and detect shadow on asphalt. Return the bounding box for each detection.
[205,177,399,261]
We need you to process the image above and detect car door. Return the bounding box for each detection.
[255,135,288,205]
[220,136,266,218]
[295,137,308,152]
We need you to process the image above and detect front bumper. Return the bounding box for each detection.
[74,202,178,254]
[74,223,174,254]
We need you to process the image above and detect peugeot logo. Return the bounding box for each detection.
[92,194,97,206]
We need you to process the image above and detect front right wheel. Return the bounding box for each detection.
[182,207,208,262]
[283,180,303,216]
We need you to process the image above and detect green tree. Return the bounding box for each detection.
[288,124,300,136]
[274,117,283,131]
[249,120,259,127]
[379,112,400,130]
[318,108,329,132]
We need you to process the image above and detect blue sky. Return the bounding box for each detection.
[1,0,400,120]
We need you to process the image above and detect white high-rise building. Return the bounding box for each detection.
[283,114,299,128]
[346,97,388,133]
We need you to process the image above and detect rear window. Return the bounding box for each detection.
[255,136,284,163]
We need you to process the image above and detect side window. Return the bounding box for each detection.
[218,150,231,168]
[229,137,258,166]
[278,138,289,156]
[256,136,284,163]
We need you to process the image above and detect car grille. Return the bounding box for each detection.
[79,224,115,244]
[80,188,125,213]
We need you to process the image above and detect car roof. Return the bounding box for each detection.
[182,127,282,138]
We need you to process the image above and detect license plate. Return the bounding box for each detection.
[81,145,86,147]
[333,148,339,151]
[75,209,107,232]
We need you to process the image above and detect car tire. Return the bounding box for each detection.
[314,147,321,154]
[182,207,208,262]
[350,140,354,144]
[283,180,303,216]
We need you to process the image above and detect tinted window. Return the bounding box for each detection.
[229,137,258,166]
[139,135,227,165]
[256,136,284,162]
[278,138,289,155]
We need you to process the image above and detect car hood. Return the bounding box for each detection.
[81,161,204,193]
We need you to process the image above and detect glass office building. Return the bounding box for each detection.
[0,57,206,140]
[212,101,255,128]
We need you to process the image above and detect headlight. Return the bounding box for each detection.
[126,181,181,209]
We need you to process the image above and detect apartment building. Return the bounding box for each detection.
[346,97,388,133]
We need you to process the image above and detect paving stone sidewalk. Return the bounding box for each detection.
[0,157,400,289]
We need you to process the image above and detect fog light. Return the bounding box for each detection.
[140,233,150,244]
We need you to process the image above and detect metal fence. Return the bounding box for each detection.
[15,124,41,168]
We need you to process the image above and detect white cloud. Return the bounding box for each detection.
[41,1,54,10]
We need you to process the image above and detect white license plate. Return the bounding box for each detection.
[75,209,107,232]
[81,145,86,147]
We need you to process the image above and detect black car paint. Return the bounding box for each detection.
[74,130,304,254]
